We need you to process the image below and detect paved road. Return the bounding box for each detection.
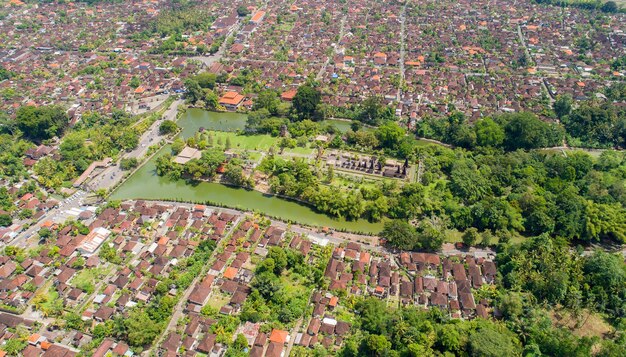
[190,15,243,68]
[145,214,242,356]
[91,98,183,192]
[516,24,554,102]
[397,2,407,102]
[9,190,87,248]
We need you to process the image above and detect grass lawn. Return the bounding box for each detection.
[330,175,381,191]
[246,151,263,162]
[71,267,109,293]
[281,272,311,297]
[549,308,612,339]
[205,131,314,156]
[38,289,63,315]
[205,291,230,310]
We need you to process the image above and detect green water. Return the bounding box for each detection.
[178,108,248,138]
[111,145,384,234]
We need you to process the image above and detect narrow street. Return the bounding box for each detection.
[145,215,242,356]
[516,24,554,102]
[91,98,183,192]
[397,2,407,102]
[284,317,303,356]
[316,14,347,81]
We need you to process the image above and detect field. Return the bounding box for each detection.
[71,267,110,294]
[204,131,315,156]
[549,309,613,339]
[205,291,231,310]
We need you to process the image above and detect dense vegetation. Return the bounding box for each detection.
[156,146,225,180]
[35,110,140,188]
[326,238,626,357]
[13,105,69,143]
[534,0,623,13]
[101,239,216,348]
[241,245,327,325]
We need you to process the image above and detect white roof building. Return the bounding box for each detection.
[77,227,111,255]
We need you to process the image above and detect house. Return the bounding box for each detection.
[196,333,216,354]
[77,227,111,256]
[219,91,245,110]
[280,89,297,101]
[173,147,201,165]
[265,342,283,357]
[250,10,266,25]
[269,329,289,344]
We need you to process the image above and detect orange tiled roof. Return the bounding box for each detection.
[219,92,244,106]
[251,10,266,22]
[269,329,289,344]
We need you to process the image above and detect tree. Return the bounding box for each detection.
[449,160,490,204]
[381,220,417,250]
[233,333,248,350]
[65,312,85,330]
[474,118,504,147]
[362,334,392,356]
[601,1,618,13]
[120,157,139,170]
[416,219,446,251]
[129,76,141,88]
[356,298,389,334]
[267,247,288,275]
[171,138,185,155]
[357,96,393,125]
[0,214,11,227]
[462,227,479,247]
[252,271,281,300]
[16,105,68,142]
[236,5,251,16]
[502,112,560,150]
[292,85,321,120]
[497,293,524,320]
[254,90,280,115]
[583,201,626,243]
[184,78,203,104]
[553,94,573,119]
[124,309,161,347]
[204,89,219,110]
[159,120,178,135]
[468,321,522,357]
[563,104,620,147]
[375,121,406,150]
[583,251,626,300]
[2,338,27,355]
[194,72,217,89]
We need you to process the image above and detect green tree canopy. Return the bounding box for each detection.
[16,105,68,142]
[292,85,321,120]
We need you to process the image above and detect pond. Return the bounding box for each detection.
[178,108,248,137]
[110,145,384,234]
[179,109,363,136]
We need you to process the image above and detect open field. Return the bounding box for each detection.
[203,131,315,156]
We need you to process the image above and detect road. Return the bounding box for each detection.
[397,2,407,102]
[316,14,347,81]
[9,98,183,247]
[516,24,554,102]
[8,190,87,248]
[284,317,304,356]
[145,214,241,356]
[90,98,183,192]
[190,15,244,68]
